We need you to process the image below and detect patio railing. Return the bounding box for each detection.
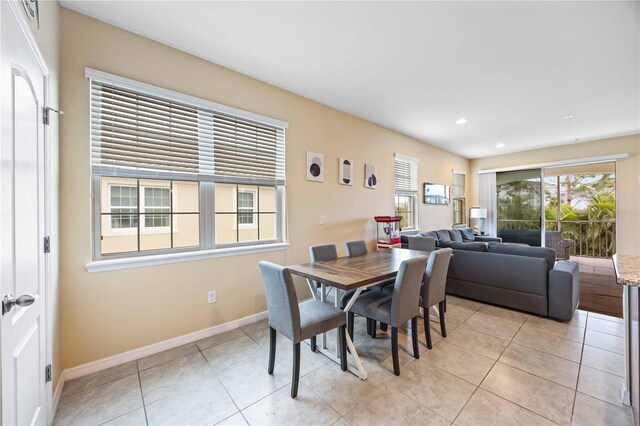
[497,219,616,258]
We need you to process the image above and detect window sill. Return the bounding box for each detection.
[85,242,290,273]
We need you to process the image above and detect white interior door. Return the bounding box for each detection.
[1,2,48,425]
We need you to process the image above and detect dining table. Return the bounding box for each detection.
[286,248,431,380]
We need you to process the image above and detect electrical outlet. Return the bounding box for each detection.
[319,215,325,225]
[207,290,217,304]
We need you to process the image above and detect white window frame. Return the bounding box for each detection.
[394,153,420,230]
[395,194,418,229]
[102,181,178,237]
[141,186,172,232]
[232,188,258,230]
[87,69,289,271]
[452,170,467,225]
[107,184,138,234]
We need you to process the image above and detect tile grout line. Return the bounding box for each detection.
[207,323,326,421]
[198,328,248,420]
[135,363,150,426]
[570,312,590,423]
[458,313,573,425]
[477,387,564,426]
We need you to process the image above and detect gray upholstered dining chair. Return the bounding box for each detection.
[309,244,338,299]
[259,261,347,398]
[345,240,368,257]
[420,248,453,349]
[348,256,429,376]
[311,243,364,311]
[408,236,437,252]
[344,240,394,336]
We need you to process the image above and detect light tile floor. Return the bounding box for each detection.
[55,297,634,426]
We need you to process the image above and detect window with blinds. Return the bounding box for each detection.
[453,172,466,198]
[87,69,287,260]
[394,156,418,194]
[394,155,419,229]
[452,172,466,225]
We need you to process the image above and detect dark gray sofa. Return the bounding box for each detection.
[399,227,501,248]
[446,242,579,321]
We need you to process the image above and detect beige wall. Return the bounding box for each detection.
[468,134,640,255]
[59,9,468,369]
[11,0,62,392]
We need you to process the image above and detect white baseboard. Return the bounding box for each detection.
[52,370,66,421]
[62,310,268,381]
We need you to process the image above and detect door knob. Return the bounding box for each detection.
[2,294,35,315]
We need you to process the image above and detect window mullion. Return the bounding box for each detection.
[201,181,215,249]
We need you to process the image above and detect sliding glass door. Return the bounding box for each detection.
[496,169,543,246]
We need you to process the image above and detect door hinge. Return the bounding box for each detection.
[43,107,64,126]
[44,236,50,254]
[45,364,52,382]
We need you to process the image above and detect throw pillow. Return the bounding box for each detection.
[448,229,463,242]
[436,229,451,241]
[459,227,476,242]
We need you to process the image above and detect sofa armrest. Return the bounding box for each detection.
[475,236,502,243]
[548,261,580,321]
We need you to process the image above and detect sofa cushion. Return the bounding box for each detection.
[439,240,487,252]
[487,242,556,271]
[420,231,438,240]
[436,230,451,241]
[448,229,464,242]
[447,250,548,296]
[458,227,476,242]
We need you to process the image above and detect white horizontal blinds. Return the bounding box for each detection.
[394,157,418,194]
[91,80,215,180]
[212,113,285,185]
[90,74,286,184]
[453,173,465,197]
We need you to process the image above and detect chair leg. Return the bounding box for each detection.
[411,317,420,359]
[439,301,447,338]
[291,342,300,398]
[369,319,377,338]
[338,325,347,371]
[391,327,400,376]
[444,296,447,313]
[380,322,388,332]
[310,336,316,352]
[268,327,276,374]
[423,313,433,349]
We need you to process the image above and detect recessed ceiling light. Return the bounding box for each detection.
[496,143,505,148]
[564,114,574,119]
[455,118,468,125]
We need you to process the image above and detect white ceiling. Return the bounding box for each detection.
[61,1,640,159]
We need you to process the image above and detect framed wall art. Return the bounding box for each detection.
[306,151,324,182]
[339,158,353,185]
[364,163,377,189]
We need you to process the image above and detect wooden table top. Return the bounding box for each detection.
[287,248,431,290]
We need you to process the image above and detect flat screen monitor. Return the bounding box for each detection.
[423,182,450,205]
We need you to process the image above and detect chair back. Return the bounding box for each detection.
[345,240,367,257]
[258,261,300,342]
[422,248,453,308]
[408,236,436,252]
[390,256,429,326]
[309,244,338,289]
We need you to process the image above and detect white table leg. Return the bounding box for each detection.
[320,282,328,349]
[303,282,369,380]
[341,287,368,380]
[306,278,319,300]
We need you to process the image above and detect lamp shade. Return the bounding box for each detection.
[470,208,487,219]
